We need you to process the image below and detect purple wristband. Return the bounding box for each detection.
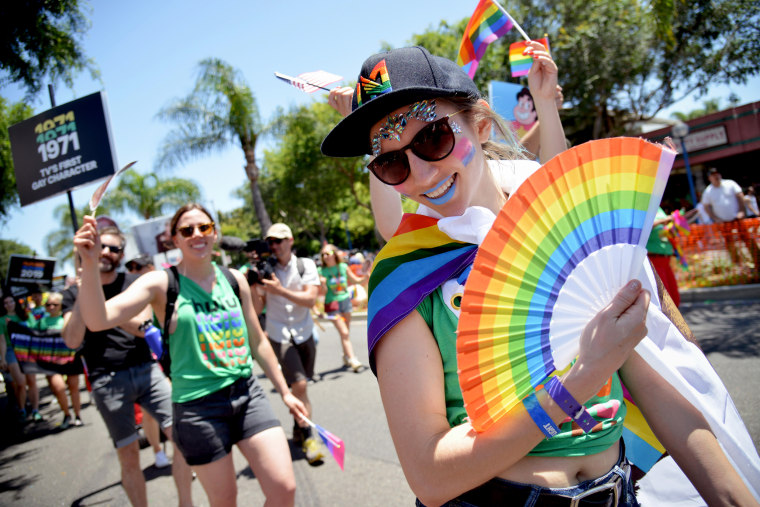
[544,376,597,433]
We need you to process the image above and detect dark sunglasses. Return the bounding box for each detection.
[101,244,123,254]
[368,112,463,186]
[267,237,284,245]
[177,222,215,238]
[45,302,60,307]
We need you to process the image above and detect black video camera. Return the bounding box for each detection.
[244,239,277,285]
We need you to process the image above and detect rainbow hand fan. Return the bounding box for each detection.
[457,137,675,432]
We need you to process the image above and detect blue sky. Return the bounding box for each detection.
[3,0,759,275]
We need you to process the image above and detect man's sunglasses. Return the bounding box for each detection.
[267,237,284,245]
[177,222,215,238]
[45,302,61,307]
[101,244,123,254]
[368,112,463,186]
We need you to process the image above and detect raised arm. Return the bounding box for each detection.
[73,215,163,331]
[526,41,566,164]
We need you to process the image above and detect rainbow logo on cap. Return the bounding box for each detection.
[356,59,392,106]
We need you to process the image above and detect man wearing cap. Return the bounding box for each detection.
[260,223,325,464]
[125,254,154,275]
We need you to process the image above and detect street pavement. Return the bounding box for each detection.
[1,293,758,506]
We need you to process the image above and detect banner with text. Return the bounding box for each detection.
[8,91,119,206]
[5,255,57,295]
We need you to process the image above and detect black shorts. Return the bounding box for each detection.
[172,375,280,466]
[268,335,316,384]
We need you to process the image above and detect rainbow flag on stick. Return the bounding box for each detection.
[457,0,516,78]
[509,38,550,77]
[301,416,345,470]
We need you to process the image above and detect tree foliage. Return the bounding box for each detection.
[99,169,202,220]
[404,0,760,143]
[262,101,377,253]
[156,58,272,232]
[0,96,34,221]
[0,0,98,98]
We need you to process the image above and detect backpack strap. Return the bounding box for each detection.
[161,266,180,377]
[296,257,305,279]
[218,265,240,301]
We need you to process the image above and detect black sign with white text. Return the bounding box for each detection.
[5,255,57,294]
[8,91,118,206]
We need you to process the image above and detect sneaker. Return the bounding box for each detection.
[343,355,363,372]
[73,417,84,427]
[292,423,306,445]
[60,415,71,430]
[302,437,325,465]
[31,410,43,422]
[154,450,171,469]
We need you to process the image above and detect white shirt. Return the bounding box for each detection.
[701,178,742,222]
[265,254,320,344]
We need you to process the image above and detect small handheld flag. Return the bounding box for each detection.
[457,0,515,79]
[300,416,345,470]
[274,71,343,94]
[509,38,550,77]
[89,161,136,215]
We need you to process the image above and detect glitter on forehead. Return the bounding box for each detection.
[372,100,438,156]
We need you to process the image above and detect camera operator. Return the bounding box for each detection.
[259,223,325,465]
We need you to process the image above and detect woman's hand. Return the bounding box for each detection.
[567,280,650,398]
[72,215,101,266]
[283,391,308,422]
[526,40,558,103]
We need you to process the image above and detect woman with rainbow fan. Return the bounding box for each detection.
[321,44,756,506]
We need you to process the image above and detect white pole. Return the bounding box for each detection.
[493,2,531,43]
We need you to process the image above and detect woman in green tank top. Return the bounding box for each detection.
[74,203,307,506]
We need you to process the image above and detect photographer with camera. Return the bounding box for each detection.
[259,223,325,465]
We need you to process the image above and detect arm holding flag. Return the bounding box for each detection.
[525,41,566,163]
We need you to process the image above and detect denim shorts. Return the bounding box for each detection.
[418,440,639,507]
[269,335,316,384]
[5,346,18,365]
[172,375,280,466]
[333,297,352,315]
[90,361,173,448]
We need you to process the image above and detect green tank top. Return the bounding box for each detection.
[319,263,351,304]
[171,265,253,403]
[416,284,625,457]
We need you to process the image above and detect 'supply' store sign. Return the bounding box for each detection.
[8,91,119,206]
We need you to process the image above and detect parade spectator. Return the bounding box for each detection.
[321,44,756,506]
[35,292,83,429]
[3,295,42,422]
[260,223,325,464]
[28,286,47,322]
[646,208,681,307]
[74,206,306,506]
[125,254,154,275]
[745,185,759,218]
[318,244,365,372]
[62,225,194,507]
[0,294,31,422]
[701,168,760,266]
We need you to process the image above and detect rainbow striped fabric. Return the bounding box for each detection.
[457,0,514,78]
[509,38,550,77]
[367,214,477,372]
[8,320,77,366]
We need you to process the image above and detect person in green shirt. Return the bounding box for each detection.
[1,294,33,422]
[36,292,83,429]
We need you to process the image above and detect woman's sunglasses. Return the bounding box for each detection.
[177,222,215,238]
[368,112,462,186]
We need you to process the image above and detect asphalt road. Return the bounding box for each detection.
[1,299,758,506]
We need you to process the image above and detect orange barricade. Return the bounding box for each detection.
[671,218,760,288]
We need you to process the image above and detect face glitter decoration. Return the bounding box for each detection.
[372,100,461,157]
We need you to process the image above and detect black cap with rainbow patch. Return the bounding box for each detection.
[321,46,481,157]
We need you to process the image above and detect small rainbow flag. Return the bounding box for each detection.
[457,0,514,78]
[509,38,550,77]
[301,416,346,470]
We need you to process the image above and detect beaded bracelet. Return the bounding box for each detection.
[522,392,560,439]
[544,376,597,433]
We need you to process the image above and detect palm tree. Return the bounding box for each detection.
[156,58,272,232]
[100,169,201,219]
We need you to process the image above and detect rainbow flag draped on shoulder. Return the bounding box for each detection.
[457,0,514,79]
[367,213,477,373]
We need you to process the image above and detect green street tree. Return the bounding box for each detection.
[262,102,375,250]
[0,0,98,98]
[0,239,35,283]
[156,58,272,232]
[0,96,34,221]
[671,98,723,121]
[405,0,759,143]
[99,169,202,220]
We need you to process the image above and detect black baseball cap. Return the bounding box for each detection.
[321,46,481,157]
